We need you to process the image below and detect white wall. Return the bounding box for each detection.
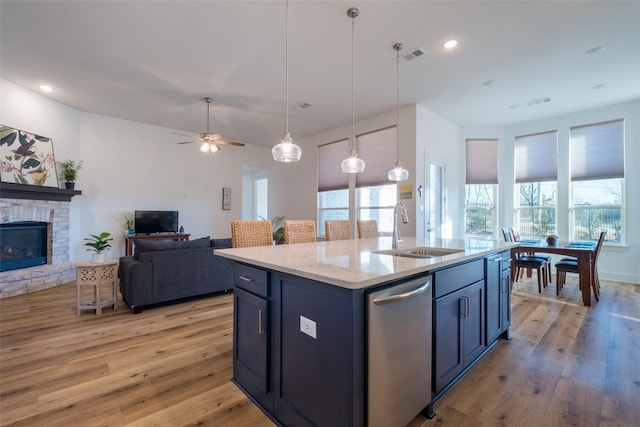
[462,100,640,284]
[1,78,272,261]
[415,104,462,239]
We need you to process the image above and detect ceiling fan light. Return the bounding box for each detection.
[388,163,409,181]
[272,131,302,162]
[209,143,220,153]
[200,142,210,153]
[341,150,365,173]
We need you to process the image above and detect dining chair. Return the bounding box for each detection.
[231,220,273,248]
[503,227,549,292]
[555,231,605,300]
[511,227,552,283]
[357,220,378,238]
[284,220,317,244]
[325,220,351,241]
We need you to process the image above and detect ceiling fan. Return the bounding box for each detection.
[177,97,245,153]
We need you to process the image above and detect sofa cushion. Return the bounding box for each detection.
[211,238,232,248]
[134,236,211,260]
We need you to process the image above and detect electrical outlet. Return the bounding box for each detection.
[300,315,317,339]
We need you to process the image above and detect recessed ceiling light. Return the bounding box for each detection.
[443,40,458,49]
[39,85,53,93]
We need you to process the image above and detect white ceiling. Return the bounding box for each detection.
[1,0,639,148]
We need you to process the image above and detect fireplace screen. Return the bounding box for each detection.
[0,222,47,272]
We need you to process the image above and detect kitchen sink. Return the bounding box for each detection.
[374,247,464,259]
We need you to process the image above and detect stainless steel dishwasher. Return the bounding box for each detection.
[368,275,432,427]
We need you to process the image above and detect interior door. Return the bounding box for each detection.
[426,156,446,239]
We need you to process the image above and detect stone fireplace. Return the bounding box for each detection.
[0,183,81,298]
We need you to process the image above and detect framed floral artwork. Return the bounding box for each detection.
[0,125,58,187]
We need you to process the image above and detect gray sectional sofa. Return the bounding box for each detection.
[118,236,233,313]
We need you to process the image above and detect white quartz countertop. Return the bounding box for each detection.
[215,237,517,290]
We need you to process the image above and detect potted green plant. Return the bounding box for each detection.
[84,232,113,262]
[124,215,134,236]
[58,159,83,190]
[257,215,286,244]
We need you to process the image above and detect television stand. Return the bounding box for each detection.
[125,233,191,256]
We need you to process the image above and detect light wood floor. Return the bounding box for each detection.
[1,276,639,426]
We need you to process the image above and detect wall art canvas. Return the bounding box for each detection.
[0,125,58,187]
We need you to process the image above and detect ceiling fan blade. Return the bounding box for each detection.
[173,131,196,137]
[216,140,245,147]
[177,141,196,145]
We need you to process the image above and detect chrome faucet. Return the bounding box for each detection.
[392,201,409,249]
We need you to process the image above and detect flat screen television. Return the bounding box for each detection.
[134,210,179,234]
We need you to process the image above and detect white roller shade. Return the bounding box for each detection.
[570,119,624,181]
[355,126,396,188]
[515,131,557,183]
[466,138,498,184]
[318,139,349,192]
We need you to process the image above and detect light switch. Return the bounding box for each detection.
[300,315,317,339]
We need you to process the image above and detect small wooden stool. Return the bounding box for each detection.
[76,259,118,315]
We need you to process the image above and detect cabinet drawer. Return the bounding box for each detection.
[234,263,268,297]
[434,259,484,299]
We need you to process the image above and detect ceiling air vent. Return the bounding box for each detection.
[399,47,427,63]
[525,96,551,106]
[295,102,312,111]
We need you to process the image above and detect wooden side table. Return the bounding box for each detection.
[76,259,119,315]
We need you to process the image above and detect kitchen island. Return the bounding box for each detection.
[216,237,516,427]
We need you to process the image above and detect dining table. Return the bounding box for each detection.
[511,239,597,306]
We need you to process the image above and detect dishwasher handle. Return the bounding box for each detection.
[372,281,430,305]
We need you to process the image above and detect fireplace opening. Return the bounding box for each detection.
[0,222,48,272]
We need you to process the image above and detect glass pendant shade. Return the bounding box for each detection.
[388,162,409,181]
[200,142,219,153]
[342,7,364,174]
[272,131,302,162]
[273,0,301,162]
[341,149,365,173]
[387,42,408,182]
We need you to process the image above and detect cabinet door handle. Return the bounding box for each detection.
[258,309,264,335]
[492,258,502,262]
[465,296,471,318]
[239,275,254,283]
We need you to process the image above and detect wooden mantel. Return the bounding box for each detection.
[0,182,82,202]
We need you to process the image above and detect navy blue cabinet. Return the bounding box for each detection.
[486,251,511,345]
[433,259,486,395]
[232,263,272,412]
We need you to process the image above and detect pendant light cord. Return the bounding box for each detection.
[285,0,289,135]
[396,47,400,164]
[351,12,355,155]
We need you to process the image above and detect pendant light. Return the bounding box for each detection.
[272,0,302,162]
[388,43,409,181]
[341,7,365,174]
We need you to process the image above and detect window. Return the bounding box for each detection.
[317,127,398,236]
[514,131,557,237]
[318,189,349,236]
[358,184,397,235]
[570,119,624,243]
[465,139,497,238]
